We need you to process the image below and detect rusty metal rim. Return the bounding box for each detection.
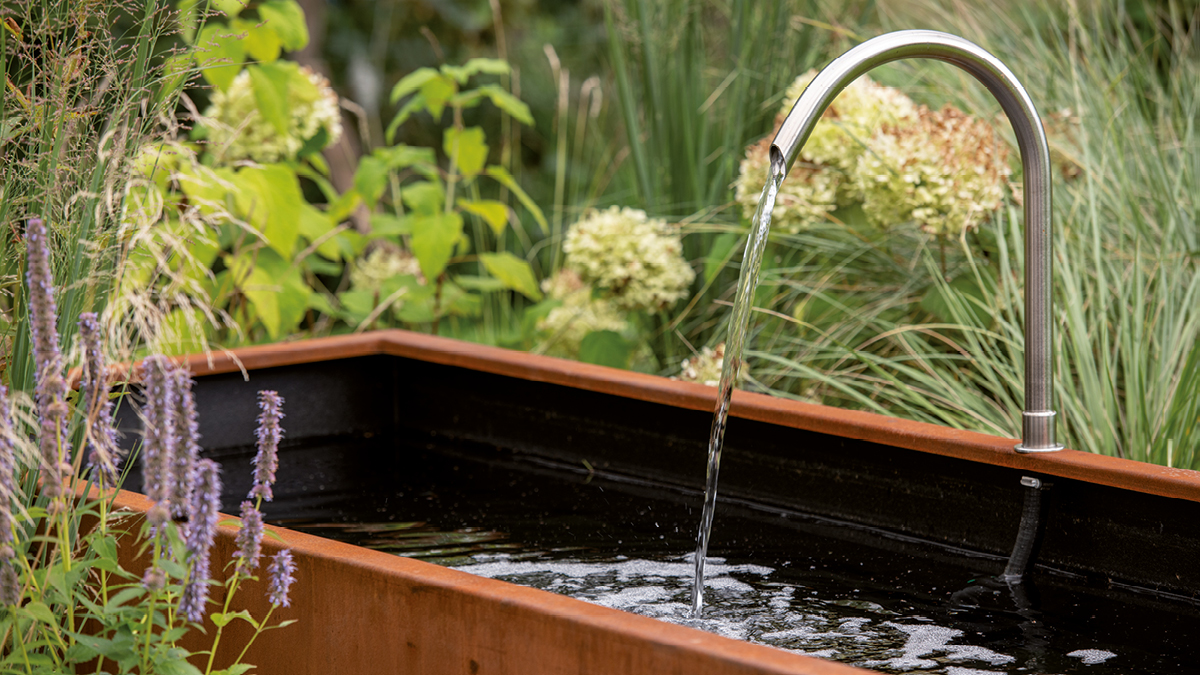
[164,330,1200,504]
[106,489,867,675]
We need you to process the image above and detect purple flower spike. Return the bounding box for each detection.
[250,391,284,502]
[24,218,71,500]
[267,549,296,607]
[180,458,221,622]
[139,356,177,513]
[234,500,263,577]
[169,368,200,520]
[0,385,17,543]
[141,565,166,592]
[78,314,121,486]
[0,562,19,605]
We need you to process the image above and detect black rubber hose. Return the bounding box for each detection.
[1001,478,1045,582]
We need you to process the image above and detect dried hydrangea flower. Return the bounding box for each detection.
[170,369,201,520]
[250,391,284,502]
[234,500,264,577]
[139,356,177,525]
[349,247,426,292]
[267,549,296,607]
[734,129,841,233]
[671,344,745,388]
[562,207,695,313]
[204,63,342,164]
[24,218,71,502]
[78,313,121,486]
[535,269,628,359]
[180,459,221,622]
[780,70,918,203]
[856,105,1010,236]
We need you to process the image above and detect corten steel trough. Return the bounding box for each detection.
[115,329,1200,674]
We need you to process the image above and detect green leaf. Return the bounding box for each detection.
[410,212,464,280]
[443,127,487,181]
[327,190,363,224]
[236,165,303,258]
[376,144,436,171]
[485,166,547,233]
[22,601,56,625]
[298,203,340,260]
[243,249,310,339]
[704,232,739,285]
[421,75,457,121]
[471,84,533,125]
[234,17,282,62]
[154,657,205,675]
[154,309,208,356]
[920,273,995,326]
[353,155,388,205]
[178,165,239,217]
[401,182,444,215]
[441,58,511,83]
[194,24,246,92]
[212,0,244,17]
[459,199,509,236]
[370,214,411,237]
[258,0,309,51]
[210,610,259,629]
[390,67,439,104]
[479,252,542,301]
[579,331,633,369]
[386,95,427,143]
[248,63,291,134]
[308,291,337,315]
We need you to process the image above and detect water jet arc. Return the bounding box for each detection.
[772,29,1063,452]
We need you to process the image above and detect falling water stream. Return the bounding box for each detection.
[690,152,787,617]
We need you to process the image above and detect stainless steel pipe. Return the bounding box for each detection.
[771,30,1063,452]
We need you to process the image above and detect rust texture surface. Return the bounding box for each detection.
[107,491,865,675]
[169,330,1200,504]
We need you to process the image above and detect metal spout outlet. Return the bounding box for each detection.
[771,30,1064,453]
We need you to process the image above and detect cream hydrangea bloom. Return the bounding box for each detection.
[856,105,1010,236]
[349,247,425,292]
[204,64,342,164]
[563,207,695,312]
[780,70,918,181]
[734,132,840,234]
[535,269,628,359]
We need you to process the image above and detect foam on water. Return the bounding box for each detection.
[1067,649,1117,665]
[455,553,1038,674]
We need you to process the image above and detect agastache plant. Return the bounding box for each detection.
[78,313,121,486]
[24,218,71,504]
[250,390,284,501]
[170,368,201,520]
[180,459,221,622]
[234,500,264,576]
[267,549,296,607]
[139,355,177,526]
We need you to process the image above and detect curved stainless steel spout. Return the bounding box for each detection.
[773,30,1063,452]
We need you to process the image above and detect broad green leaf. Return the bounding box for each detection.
[401,182,444,215]
[704,232,739,285]
[353,155,388,205]
[248,63,291,134]
[579,330,632,369]
[258,0,309,51]
[442,281,481,317]
[441,58,511,83]
[376,144,436,171]
[298,203,340,260]
[234,18,282,62]
[249,249,310,339]
[153,309,208,356]
[473,84,533,125]
[327,190,363,224]
[410,212,463,280]
[485,165,547,233]
[236,165,303,257]
[22,602,56,625]
[304,255,341,276]
[337,230,368,259]
[421,75,457,121]
[370,214,411,237]
[308,291,337,315]
[459,199,509,236]
[337,290,374,324]
[479,252,542,301]
[177,0,203,43]
[194,24,246,92]
[210,610,258,629]
[154,657,204,675]
[212,0,244,17]
[156,54,194,104]
[390,67,439,104]
[443,126,487,181]
[178,165,239,217]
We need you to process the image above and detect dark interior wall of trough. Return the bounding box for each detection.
[116,354,1200,601]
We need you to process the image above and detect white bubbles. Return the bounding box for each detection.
[1067,649,1117,665]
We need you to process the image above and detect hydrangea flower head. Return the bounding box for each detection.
[672,343,741,388]
[780,70,918,183]
[856,105,1010,236]
[535,270,628,359]
[562,207,694,312]
[204,63,342,164]
[349,247,425,292]
[734,131,840,234]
